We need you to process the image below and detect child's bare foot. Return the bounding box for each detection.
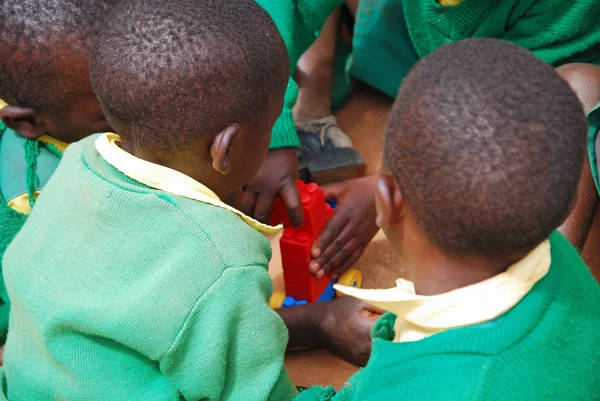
[310,176,379,278]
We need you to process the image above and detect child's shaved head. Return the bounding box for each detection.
[0,0,113,110]
[90,0,289,150]
[384,38,587,257]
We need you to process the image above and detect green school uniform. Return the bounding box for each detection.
[0,125,64,341]
[351,0,600,98]
[296,232,600,401]
[257,0,344,149]
[0,135,296,401]
[589,102,600,192]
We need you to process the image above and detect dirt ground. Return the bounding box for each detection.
[280,87,600,389]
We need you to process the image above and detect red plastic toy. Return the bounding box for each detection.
[269,180,362,308]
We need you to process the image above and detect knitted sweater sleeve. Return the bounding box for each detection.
[501,0,600,66]
[270,78,300,149]
[158,265,297,401]
[587,103,600,193]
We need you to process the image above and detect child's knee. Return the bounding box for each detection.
[557,63,600,114]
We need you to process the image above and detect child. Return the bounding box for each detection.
[296,39,600,400]
[0,1,377,399]
[0,0,114,343]
[308,0,600,279]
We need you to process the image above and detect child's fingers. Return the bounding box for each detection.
[311,222,355,274]
[330,244,366,277]
[280,180,305,227]
[252,192,277,224]
[311,212,350,258]
[320,237,360,278]
[239,189,258,217]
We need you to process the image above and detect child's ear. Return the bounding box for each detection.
[210,124,241,175]
[0,105,47,139]
[375,173,404,228]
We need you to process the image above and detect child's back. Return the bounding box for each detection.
[1,0,295,399]
[2,136,293,400]
[301,233,599,400]
[297,38,600,401]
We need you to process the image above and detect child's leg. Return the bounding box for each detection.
[293,7,366,185]
[556,63,600,250]
[293,9,341,122]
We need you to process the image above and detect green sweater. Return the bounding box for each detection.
[0,136,297,401]
[296,232,600,401]
[0,125,63,341]
[257,0,343,149]
[351,0,600,98]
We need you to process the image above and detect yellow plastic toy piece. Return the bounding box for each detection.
[269,291,286,309]
[336,269,363,297]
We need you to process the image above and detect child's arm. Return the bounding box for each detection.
[310,176,380,278]
[501,1,600,67]
[277,296,382,367]
[159,266,297,401]
[556,64,600,250]
[241,0,345,228]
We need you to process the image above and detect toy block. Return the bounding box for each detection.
[271,180,328,237]
[272,180,337,305]
[285,273,331,303]
[299,183,327,237]
[284,285,314,303]
[280,229,332,303]
[280,229,314,288]
[281,297,308,308]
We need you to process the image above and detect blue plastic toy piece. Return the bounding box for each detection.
[316,279,337,303]
[281,296,310,308]
[326,199,337,209]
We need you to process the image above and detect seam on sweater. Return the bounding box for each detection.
[158,264,269,360]
[468,359,490,401]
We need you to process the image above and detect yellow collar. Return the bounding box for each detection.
[336,240,551,342]
[95,133,281,235]
[38,135,69,153]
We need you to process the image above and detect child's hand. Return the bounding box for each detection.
[310,176,379,278]
[319,297,384,366]
[241,148,305,226]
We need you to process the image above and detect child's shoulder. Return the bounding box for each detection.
[68,135,273,270]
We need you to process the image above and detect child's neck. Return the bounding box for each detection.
[121,138,232,199]
[403,229,526,296]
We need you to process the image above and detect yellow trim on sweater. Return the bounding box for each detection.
[38,135,68,153]
[438,0,463,5]
[95,133,282,235]
[7,192,39,215]
[335,240,551,343]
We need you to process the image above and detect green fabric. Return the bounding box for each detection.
[0,135,297,401]
[0,125,27,343]
[0,127,64,343]
[351,0,600,98]
[296,232,600,401]
[0,129,62,204]
[257,0,344,148]
[588,102,600,193]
